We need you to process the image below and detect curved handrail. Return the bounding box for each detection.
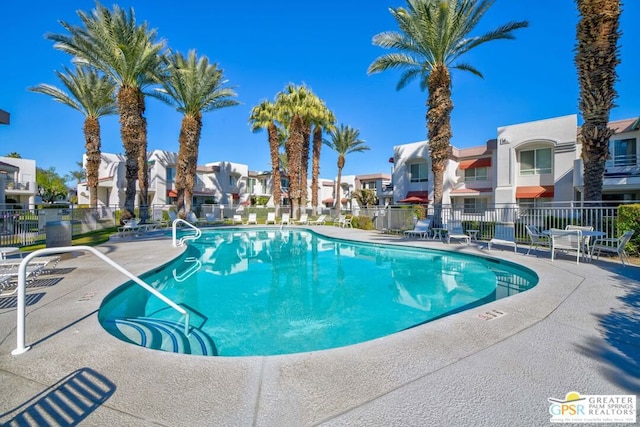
[12,246,190,356]
[172,218,202,247]
[172,257,202,282]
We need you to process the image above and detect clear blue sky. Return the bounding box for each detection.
[1,1,639,184]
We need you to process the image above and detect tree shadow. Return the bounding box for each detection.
[0,367,116,426]
[575,269,640,393]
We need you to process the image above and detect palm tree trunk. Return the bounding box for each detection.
[184,114,203,215]
[287,114,304,218]
[426,65,453,208]
[268,123,282,207]
[117,86,143,218]
[137,96,149,221]
[311,126,322,211]
[576,0,620,202]
[83,116,101,209]
[300,124,311,209]
[335,155,344,211]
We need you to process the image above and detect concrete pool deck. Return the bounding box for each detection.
[0,226,638,426]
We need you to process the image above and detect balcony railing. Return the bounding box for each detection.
[5,181,31,191]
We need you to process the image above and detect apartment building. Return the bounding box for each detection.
[390,114,640,209]
[78,150,251,208]
[0,156,37,208]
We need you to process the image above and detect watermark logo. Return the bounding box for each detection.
[549,391,636,423]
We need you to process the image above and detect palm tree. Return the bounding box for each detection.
[249,100,283,208]
[29,65,117,208]
[309,99,336,212]
[275,84,314,217]
[323,125,370,211]
[575,0,621,202]
[368,0,527,206]
[151,50,238,216]
[48,2,165,220]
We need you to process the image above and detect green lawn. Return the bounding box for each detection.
[20,227,119,253]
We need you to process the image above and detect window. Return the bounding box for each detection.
[464,167,488,181]
[520,148,552,175]
[517,197,552,208]
[362,181,377,190]
[260,178,268,190]
[462,198,487,214]
[229,175,237,186]
[166,167,175,183]
[409,163,428,182]
[609,138,637,166]
[248,178,256,193]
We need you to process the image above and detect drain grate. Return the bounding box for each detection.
[77,292,97,302]
[477,309,507,321]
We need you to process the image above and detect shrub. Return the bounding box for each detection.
[355,215,375,230]
[617,204,640,255]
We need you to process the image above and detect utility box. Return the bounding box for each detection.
[46,220,72,248]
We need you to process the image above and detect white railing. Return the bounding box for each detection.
[12,246,190,356]
[171,219,202,247]
[172,257,202,282]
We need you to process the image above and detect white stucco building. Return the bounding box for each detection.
[0,156,37,208]
[390,114,640,208]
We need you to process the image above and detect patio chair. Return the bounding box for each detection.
[280,213,291,226]
[525,225,550,255]
[566,225,594,256]
[488,222,517,252]
[333,214,346,227]
[246,213,258,225]
[549,228,582,264]
[403,219,431,239]
[116,219,144,237]
[591,230,634,266]
[265,212,277,225]
[446,220,471,244]
[295,213,309,225]
[309,214,327,225]
[232,215,243,224]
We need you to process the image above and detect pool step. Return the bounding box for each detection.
[106,317,217,356]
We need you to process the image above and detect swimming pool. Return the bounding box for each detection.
[99,228,538,357]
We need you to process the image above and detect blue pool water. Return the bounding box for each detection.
[99,228,538,357]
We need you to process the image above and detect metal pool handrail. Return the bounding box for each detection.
[172,219,202,247]
[12,246,190,356]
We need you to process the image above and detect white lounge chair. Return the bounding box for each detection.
[525,225,550,255]
[309,214,327,225]
[280,213,291,226]
[446,220,471,244]
[245,213,258,225]
[265,212,277,225]
[488,222,517,252]
[404,219,431,239]
[333,214,346,227]
[591,230,634,266]
[549,228,582,264]
[232,215,243,224]
[295,214,309,225]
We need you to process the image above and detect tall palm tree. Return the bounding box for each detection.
[575,0,621,202]
[309,98,336,211]
[29,65,117,208]
[249,100,283,208]
[368,0,527,206]
[48,2,165,219]
[151,50,238,216]
[275,84,314,217]
[323,124,370,210]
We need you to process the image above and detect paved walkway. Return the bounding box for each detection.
[0,226,638,426]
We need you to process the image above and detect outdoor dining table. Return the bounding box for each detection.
[542,229,607,262]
